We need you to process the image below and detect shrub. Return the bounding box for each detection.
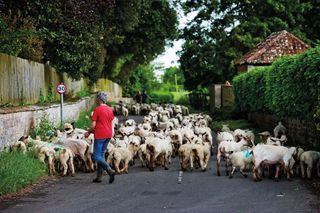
[0,151,47,195]
[149,91,174,104]
[233,45,320,120]
[30,114,55,140]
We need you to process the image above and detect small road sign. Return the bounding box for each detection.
[57,83,66,94]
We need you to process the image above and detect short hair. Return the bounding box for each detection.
[97,91,107,103]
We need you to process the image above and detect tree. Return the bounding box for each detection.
[121,64,160,97]
[0,0,178,85]
[179,0,320,90]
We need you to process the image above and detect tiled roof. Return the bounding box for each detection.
[235,30,310,65]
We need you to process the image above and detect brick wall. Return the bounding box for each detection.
[248,112,320,150]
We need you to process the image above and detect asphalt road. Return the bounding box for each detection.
[1,116,319,213]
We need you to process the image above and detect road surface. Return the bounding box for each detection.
[1,116,319,213]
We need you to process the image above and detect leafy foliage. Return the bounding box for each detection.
[30,114,55,140]
[149,91,174,104]
[122,64,160,97]
[179,0,320,90]
[233,45,320,120]
[0,0,178,84]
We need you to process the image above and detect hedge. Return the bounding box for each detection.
[149,91,174,104]
[233,45,320,120]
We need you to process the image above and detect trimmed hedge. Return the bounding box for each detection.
[233,45,320,120]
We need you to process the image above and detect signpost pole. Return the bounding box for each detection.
[57,83,66,128]
[60,93,63,127]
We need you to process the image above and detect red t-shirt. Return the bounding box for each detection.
[92,104,114,139]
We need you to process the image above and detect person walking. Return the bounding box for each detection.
[85,92,115,184]
[135,91,142,104]
[142,90,148,104]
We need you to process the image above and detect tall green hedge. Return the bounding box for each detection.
[233,46,320,120]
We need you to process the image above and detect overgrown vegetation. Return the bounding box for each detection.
[74,106,95,130]
[149,91,174,104]
[30,115,55,140]
[233,45,320,120]
[0,151,47,195]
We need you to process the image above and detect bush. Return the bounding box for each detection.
[233,45,320,120]
[30,114,55,140]
[0,151,47,195]
[171,92,190,105]
[149,91,174,104]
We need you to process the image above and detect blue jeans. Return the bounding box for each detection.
[93,138,112,172]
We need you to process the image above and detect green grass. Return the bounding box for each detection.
[171,91,190,105]
[0,151,47,196]
[74,105,96,129]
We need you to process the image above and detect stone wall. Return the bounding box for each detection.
[248,112,320,150]
[0,96,95,150]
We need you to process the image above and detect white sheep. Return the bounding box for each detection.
[252,144,297,181]
[217,137,251,176]
[228,149,254,178]
[146,137,172,171]
[300,151,320,179]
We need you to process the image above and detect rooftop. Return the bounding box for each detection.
[235,30,310,65]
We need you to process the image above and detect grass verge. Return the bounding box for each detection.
[0,151,47,196]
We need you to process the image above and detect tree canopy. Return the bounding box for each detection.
[179,0,320,90]
[0,0,178,84]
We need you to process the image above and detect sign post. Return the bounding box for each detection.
[57,83,66,127]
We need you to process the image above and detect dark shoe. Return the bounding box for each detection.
[93,165,103,183]
[107,169,115,184]
[92,177,102,183]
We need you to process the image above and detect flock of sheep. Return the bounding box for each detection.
[6,102,320,183]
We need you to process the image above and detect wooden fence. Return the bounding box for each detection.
[0,53,122,105]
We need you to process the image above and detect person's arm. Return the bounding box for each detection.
[88,121,96,133]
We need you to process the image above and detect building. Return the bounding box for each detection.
[235,30,310,73]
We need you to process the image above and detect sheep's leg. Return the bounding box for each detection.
[300,161,306,179]
[225,158,229,176]
[274,164,280,182]
[86,153,94,172]
[286,166,292,181]
[164,154,169,170]
[61,160,68,176]
[240,166,248,178]
[307,166,312,179]
[216,154,221,176]
[114,159,121,174]
[68,158,75,177]
[190,155,194,171]
[229,166,236,179]
[253,161,262,181]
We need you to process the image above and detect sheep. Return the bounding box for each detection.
[54,147,75,177]
[10,141,27,154]
[146,137,172,171]
[217,137,251,176]
[138,143,148,167]
[181,106,189,115]
[190,139,211,172]
[107,143,140,174]
[37,145,56,175]
[252,144,297,182]
[167,130,183,157]
[54,138,94,172]
[221,124,231,132]
[233,129,246,142]
[122,105,129,120]
[216,131,234,145]
[228,149,254,178]
[125,119,136,127]
[178,143,193,171]
[258,131,271,144]
[273,121,286,138]
[180,127,195,144]
[300,151,320,179]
